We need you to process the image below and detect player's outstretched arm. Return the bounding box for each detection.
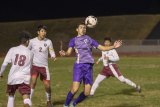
[114,40,122,48]
[0,64,8,78]
[59,47,73,57]
[0,48,13,78]
[96,57,103,64]
[97,40,122,51]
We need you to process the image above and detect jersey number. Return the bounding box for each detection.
[39,47,42,52]
[14,54,26,66]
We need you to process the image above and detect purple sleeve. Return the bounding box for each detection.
[68,38,75,48]
[91,38,99,48]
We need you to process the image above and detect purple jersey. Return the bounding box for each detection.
[69,35,99,64]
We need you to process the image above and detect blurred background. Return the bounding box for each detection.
[0,0,160,56]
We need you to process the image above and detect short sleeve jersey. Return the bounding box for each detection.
[3,45,33,85]
[69,35,99,64]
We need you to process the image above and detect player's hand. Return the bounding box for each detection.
[104,56,109,60]
[0,75,3,80]
[96,61,99,64]
[51,57,57,61]
[59,50,66,56]
[113,40,122,48]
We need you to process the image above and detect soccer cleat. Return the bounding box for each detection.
[135,85,141,93]
[63,105,69,107]
[69,102,75,107]
[47,101,54,107]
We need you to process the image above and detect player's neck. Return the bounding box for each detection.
[37,36,45,40]
[21,44,27,47]
[77,34,84,37]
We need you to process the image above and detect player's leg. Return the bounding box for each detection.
[30,76,38,100]
[6,85,17,107]
[43,80,53,107]
[19,83,32,107]
[30,66,39,100]
[40,66,53,107]
[64,63,82,107]
[109,64,141,92]
[7,94,15,107]
[90,74,106,95]
[90,66,110,95]
[117,76,136,87]
[64,82,80,107]
[23,94,32,107]
[117,76,141,92]
[71,63,93,107]
[72,84,91,107]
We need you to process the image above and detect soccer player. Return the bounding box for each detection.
[90,37,141,96]
[28,25,56,107]
[59,23,122,107]
[0,32,33,107]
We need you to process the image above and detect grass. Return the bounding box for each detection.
[0,56,160,107]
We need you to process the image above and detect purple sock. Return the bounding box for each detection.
[64,91,74,106]
[73,92,87,106]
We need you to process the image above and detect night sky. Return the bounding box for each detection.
[0,0,160,21]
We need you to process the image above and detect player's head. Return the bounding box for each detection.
[104,37,112,46]
[19,31,31,46]
[76,22,86,36]
[37,25,47,40]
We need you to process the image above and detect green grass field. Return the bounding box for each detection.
[0,56,160,107]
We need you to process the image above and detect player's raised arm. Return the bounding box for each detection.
[59,37,75,57]
[98,40,122,51]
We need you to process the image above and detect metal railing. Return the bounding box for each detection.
[122,39,160,45]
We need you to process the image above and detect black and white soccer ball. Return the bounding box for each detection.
[85,15,97,28]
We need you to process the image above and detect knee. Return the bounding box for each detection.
[71,87,78,94]
[23,98,32,107]
[44,84,51,93]
[84,91,90,96]
[31,83,36,88]
[31,80,37,88]
[92,82,99,87]
[118,76,126,83]
[44,80,50,88]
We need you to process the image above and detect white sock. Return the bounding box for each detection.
[125,78,137,88]
[118,76,136,88]
[30,89,34,100]
[7,95,14,107]
[24,98,32,107]
[90,74,106,95]
[45,92,51,101]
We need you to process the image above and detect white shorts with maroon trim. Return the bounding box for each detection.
[100,64,122,78]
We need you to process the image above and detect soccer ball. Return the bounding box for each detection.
[85,15,97,28]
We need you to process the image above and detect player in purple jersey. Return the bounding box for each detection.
[59,23,122,107]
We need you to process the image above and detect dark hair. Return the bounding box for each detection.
[77,22,86,28]
[37,25,47,31]
[19,31,31,44]
[104,37,112,42]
